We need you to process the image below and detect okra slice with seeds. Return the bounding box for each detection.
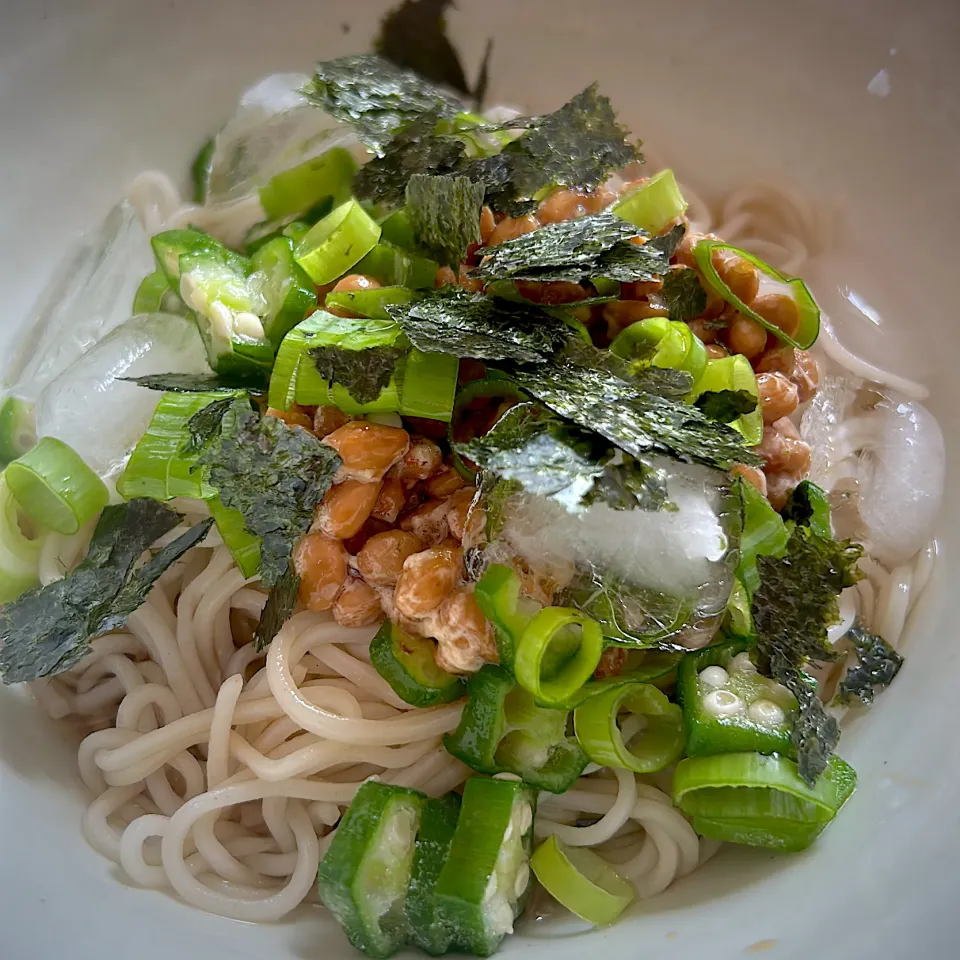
[317,780,426,959]
[434,776,537,957]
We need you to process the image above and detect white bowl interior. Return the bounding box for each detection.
[1,1,958,957]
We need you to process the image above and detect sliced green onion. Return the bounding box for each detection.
[693,239,820,349]
[692,353,763,446]
[290,312,404,414]
[514,607,605,707]
[531,835,635,926]
[474,563,541,670]
[0,396,37,464]
[6,438,108,536]
[610,316,707,383]
[378,207,416,250]
[736,473,788,596]
[725,577,753,636]
[294,199,381,285]
[259,148,357,221]
[612,169,687,233]
[117,392,233,502]
[325,285,417,321]
[250,236,318,347]
[398,349,459,422]
[371,620,466,707]
[132,269,184,315]
[673,752,857,852]
[574,681,685,773]
[208,496,260,578]
[355,241,438,289]
[0,474,44,603]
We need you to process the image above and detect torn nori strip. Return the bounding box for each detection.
[254,564,302,651]
[458,402,668,513]
[197,402,342,588]
[694,389,759,423]
[474,212,638,280]
[512,357,761,471]
[308,343,406,405]
[180,396,237,456]
[661,266,707,322]
[121,373,268,393]
[837,620,904,705]
[376,0,487,102]
[461,84,642,215]
[406,173,485,267]
[353,112,467,210]
[474,217,683,285]
[303,53,461,155]
[386,287,570,362]
[0,501,212,683]
[751,526,864,783]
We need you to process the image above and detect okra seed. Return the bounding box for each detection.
[179,273,208,313]
[493,901,515,936]
[209,300,234,339]
[699,665,729,688]
[233,311,265,340]
[702,689,743,717]
[747,699,785,724]
[728,652,756,674]
[514,863,530,899]
[517,802,533,835]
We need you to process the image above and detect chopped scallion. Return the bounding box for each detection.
[6,438,108,536]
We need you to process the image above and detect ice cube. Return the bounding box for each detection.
[35,313,210,478]
[4,201,154,402]
[206,72,364,205]
[858,397,945,567]
[502,461,733,596]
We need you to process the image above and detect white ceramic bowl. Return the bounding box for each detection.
[1,1,958,957]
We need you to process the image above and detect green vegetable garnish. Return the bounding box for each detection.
[673,751,857,852]
[303,54,461,155]
[116,392,234,501]
[406,173,485,267]
[317,780,426,959]
[443,664,589,793]
[387,288,570,362]
[693,239,821,349]
[735,476,789,597]
[0,500,212,682]
[189,137,215,204]
[5,437,108,537]
[612,168,688,234]
[370,620,467,707]
[531,835,635,927]
[837,619,904,705]
[694,388,758,423]
[574,680,685,773]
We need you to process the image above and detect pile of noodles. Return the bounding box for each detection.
[28,160,941,924]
